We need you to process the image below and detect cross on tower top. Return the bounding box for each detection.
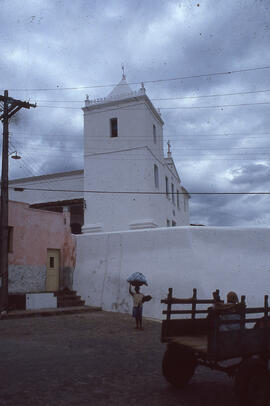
[121,63,126,80]
[167,140,172,157]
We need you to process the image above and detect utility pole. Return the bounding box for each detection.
[0,90,36,313]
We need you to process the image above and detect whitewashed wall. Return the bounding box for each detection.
[84,98,164,159]
[83,147,188,232]
[83,92,189,233]
[74,226,270,319]
[26,293,57,310]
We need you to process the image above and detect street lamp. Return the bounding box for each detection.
[9,151,21,160]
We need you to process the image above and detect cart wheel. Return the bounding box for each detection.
[162,347,197,388]
[234,359,269,406]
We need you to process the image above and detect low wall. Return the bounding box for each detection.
[26,293,57,310]
[73,226,270,320]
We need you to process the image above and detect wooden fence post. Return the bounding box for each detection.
[192,288,197,320]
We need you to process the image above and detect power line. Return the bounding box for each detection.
[154,89,270,101]
[4,65,270,92]
[10,134,270,149]
[169,147,270,150]
[8,143,270,158]
[8,155,270,164]
[160,102,270,110]
[9,144,270,152]
[10,130,270,139]
[34,88,270,103]
[35,101,270,110]
[9,157,269,163]
[9,186,270,195]
[168,158,269,160]
[37,105,81,110]
[10,145,270,154]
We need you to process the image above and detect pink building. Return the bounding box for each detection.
[6,200,76,296]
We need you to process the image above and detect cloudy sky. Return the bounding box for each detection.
[1,0,270,226]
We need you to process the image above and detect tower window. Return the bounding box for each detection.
[110,118,118,137]
[177,190,180,209]
[154,164,159,189]
[172,220,176,227]
[171,183,175,204]
[165,176,169,198]
[153,124,156,144]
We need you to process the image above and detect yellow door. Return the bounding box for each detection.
[46,249,60,291]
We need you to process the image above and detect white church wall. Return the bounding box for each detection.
[162,166,189,226]
[9,170,84,204]
[83,148,158,231]
[74,226,270,320]
[83,147,188,232]
[84,99,163,156]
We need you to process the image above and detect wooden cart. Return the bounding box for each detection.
[161,288,270,406]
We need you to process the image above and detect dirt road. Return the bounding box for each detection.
[0,311,237,406]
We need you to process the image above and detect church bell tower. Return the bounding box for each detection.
[82,73,189,233]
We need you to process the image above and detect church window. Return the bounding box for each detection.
[110,118,118,137]
[153,124,156,143]
[177,190,180,209]
[172,220,176,227]
[165,176,169,198]
[167,219,170,227]
[154,164,159,188]
[171,183,175,204]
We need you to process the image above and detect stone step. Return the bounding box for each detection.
[54,290,77,297]
[57,294,82,301]
[58,299,85,307]
[54,289,86,308]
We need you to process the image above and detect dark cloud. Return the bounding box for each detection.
[230,163,270,187]
[1,0,270,225]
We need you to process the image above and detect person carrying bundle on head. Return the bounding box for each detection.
[129,284,144,330]
[128,283,152,330]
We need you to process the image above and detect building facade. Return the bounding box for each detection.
[9,75,190,232]
[82,75,189,232]
[6,200,76,294]
[9,170,84,234]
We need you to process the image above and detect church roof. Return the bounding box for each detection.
[83,74,164,125]
[107,75,133,99]
[9,169,84,184]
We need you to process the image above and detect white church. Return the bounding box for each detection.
[8,74,270,320]
[9,74,190,232]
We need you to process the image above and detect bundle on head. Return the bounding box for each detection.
[127,272,148,286]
